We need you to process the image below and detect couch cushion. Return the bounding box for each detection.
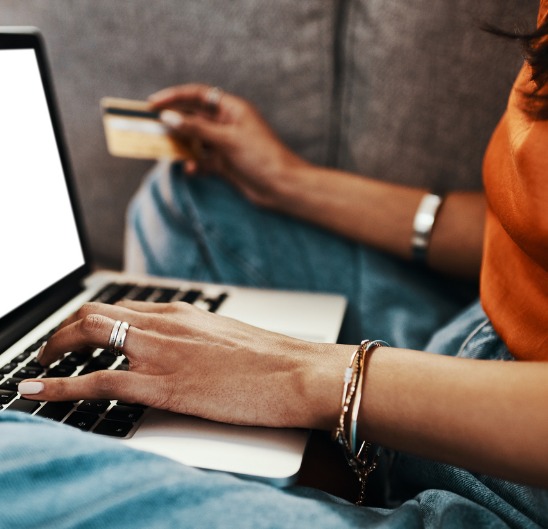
[1,0,337,268]
[336,0,539,190]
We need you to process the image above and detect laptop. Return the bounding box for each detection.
[0,28,347,486]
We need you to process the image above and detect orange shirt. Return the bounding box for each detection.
[481,1,548,360]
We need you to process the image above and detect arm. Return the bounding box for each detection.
[359,348,548,489]
[20,301,548,488]
[152,84,485,279]
[272,166,485,278]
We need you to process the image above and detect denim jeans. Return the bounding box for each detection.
[2,302,547,528]
[125,163,477,349]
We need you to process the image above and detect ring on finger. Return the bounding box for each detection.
[108,320,131,356]
[108,320,122,350]
[205,86,223,108]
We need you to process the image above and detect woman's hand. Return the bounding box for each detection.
[149,85,485,278]
[17,300,548,486]
[19,300,346,429]
[149,84,309,208]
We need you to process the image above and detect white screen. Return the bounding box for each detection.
[0,48,85,319]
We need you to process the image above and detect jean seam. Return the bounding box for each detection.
[456,318,491,357]
[169,168,271,286]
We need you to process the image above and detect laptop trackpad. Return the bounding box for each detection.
[124,409,308,486]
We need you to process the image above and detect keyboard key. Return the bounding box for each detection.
[91,352,117,367]
[154,288,179,303]
[129,286,155,301]
[116,401,147,409]
[94,419,133,437]
[79,353,117,375]
[0,363,17,375]
[96,349,118,361]
[13,352,31,363]
[36,402,74,421]
[180,289,202,304]
[105,405,144,423]
[91,283,134,304]
[77,400,111,414]
[26,359,45,369]
[44,365,76,378]
[0,390,16,406]
[64,411,99,431]
[27,339,46,352]
[206,293,228,313]
[59,352,90,367]
[0,378,23,391]
[15,366,44,378]
[7,399,40,414]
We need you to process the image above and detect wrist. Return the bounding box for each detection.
[294,343,356,431]
[269,158,319,212]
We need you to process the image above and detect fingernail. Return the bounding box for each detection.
[18,381,45,395]
[36,342,46,362]
[160,110,184,128]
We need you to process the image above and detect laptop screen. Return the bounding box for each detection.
[0,48,85,320]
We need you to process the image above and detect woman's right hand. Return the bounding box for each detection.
[19,300,347,430]
[149,84,310,209]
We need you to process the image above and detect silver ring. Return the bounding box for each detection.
[108,320,122,350]
[112,321,130,356]
[205,86,223,108]
[108,320,130,356]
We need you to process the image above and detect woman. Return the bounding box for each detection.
[5,3,548,528]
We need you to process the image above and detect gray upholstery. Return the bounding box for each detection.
[0,0,538,268]
[338,0,537,190]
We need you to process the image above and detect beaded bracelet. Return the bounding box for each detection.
[333,339,389,505]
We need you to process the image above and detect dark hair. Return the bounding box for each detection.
[483,17,548,119]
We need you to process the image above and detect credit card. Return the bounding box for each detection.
[101,97,201,160]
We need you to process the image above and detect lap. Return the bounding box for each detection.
[126,164,476,348]
[2,409,544,529]
[1,303,546,529]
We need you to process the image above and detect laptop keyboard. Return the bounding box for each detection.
[0,282,228,438]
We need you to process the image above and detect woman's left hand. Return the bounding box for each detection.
[19,300,345,429]
[149,84,310,209]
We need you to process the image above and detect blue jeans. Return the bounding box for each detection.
[125,164,477,348]
[1,302,547,528]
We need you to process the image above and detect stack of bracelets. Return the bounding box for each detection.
[332,339,390,505]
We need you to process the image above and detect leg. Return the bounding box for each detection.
[126,163,476,348]
[3,407,542,528]
[0,412,416,529]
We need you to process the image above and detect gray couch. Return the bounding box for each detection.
[1,1,537,269]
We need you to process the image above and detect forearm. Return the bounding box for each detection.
[357,348,548,488]
[272,164,485,278]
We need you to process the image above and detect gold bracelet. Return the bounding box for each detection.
[333,339,389,505]
[349,340,389,455]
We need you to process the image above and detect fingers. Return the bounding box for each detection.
[55,302,147,334]
[160,109,229,147]
[38,313,143,367]
[150,84,240,149]
[149,83,205,107]
[17,370,148,404]
[149,83,228,110]
[37,301,194,368]
[116,299,187,313]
